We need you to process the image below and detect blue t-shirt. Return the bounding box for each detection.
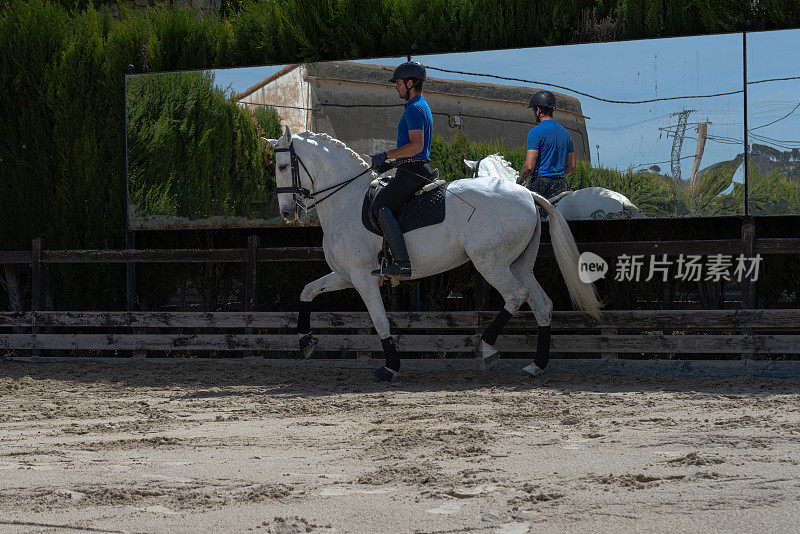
[396,95,433,162]
[526,120,574,177]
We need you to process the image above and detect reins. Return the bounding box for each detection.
[274,140,374,212]
[275,139,475,219]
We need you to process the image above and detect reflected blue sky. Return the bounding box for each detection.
[212,29,800,175]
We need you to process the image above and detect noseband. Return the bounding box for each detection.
[274,140,374,211]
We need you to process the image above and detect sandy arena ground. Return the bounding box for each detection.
[1,359,799,533]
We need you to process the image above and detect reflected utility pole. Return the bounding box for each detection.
[659,109,695,182]
[743,20,752,216]
[689,121,710,188]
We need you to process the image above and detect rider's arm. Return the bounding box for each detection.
[386,129,424,159]
[519,149,538,184]
[565,152,576,175]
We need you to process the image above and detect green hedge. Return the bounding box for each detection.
[1,0,799,311]
[127,71,278,221]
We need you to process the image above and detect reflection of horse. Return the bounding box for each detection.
[464,154,645,220]
[266,127,601,381]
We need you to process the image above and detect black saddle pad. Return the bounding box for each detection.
[361,181,448,236]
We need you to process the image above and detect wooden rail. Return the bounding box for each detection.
[3,238,800,265]
[3,310,800,330]
[2,310,799,357]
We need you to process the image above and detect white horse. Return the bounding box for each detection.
[464,154,645,220]
[266,127,601,381]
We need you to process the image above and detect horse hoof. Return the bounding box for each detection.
[299,333,319,359]
[521,362,544,377]
[479,352,499,371]
[372,366,396,382]
[478,342,499,371]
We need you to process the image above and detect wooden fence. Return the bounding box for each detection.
[8,220,800,312]
[1,310,800,358]
[2,221,800,371]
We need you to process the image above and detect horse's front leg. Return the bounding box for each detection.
[297,272,353,358]
[350,273,398,382]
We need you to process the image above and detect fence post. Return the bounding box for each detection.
[31,238,44,356]
[741,220,757,309]
[244,235,260,357]
[125,231,138,312]
[741,219,757,360]
[410,282,421,312]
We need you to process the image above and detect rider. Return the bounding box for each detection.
[518,90,576,205]
[369,61,433,280]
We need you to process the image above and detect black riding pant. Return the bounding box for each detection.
[529,175,568,199]
[370,161,431,220]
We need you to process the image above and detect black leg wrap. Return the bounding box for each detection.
[534,325,551,370]
[373,366,395,382]
[297,300,312,334]
[298,333,319,359]
[481,309,513,347]
[381,336,401,372]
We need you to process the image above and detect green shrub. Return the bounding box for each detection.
[126,70,271,220]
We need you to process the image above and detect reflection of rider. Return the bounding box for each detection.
[518,90,576,205]
[369,61,433,280]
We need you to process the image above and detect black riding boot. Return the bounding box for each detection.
[371,206,412,279]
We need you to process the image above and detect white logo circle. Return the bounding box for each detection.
[578,252,608,284]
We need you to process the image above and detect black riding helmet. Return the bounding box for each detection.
[528,90,557,110]
[390,61,426,88]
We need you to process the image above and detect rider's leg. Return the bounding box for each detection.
[296,272,353,358]
[549,177,568,197]
[374,206,411,279]
[369,164,429,279]
[529,177,552,219]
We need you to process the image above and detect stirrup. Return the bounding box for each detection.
[371,261,412,280]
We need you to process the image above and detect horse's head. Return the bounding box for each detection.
[264,125,310,222]
[464,154,518,182]
[265,127,373,224]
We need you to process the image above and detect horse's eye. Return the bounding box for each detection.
[278,164,288,171]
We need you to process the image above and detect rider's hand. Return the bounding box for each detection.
[371,152,388,169]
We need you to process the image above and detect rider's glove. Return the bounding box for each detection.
[371,151,388,169]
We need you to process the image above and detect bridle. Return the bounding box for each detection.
[274,140,374,212]
[472,156,486,178]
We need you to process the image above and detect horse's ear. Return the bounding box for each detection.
[464,159,477,170]
[262,136,279,148]
[283,125,291,140]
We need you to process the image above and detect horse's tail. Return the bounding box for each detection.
[531,192,602,319]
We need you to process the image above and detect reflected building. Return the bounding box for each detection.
[236,61,590,163]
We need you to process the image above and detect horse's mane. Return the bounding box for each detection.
[484,153,519,178]
[297,131,371,170]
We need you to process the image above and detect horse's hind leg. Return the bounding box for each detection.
[510,229,553,376]
[297,272,352,358]
[516,272,553,376]
[472,262,529,371]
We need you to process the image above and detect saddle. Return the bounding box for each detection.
[361,169,447,236]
